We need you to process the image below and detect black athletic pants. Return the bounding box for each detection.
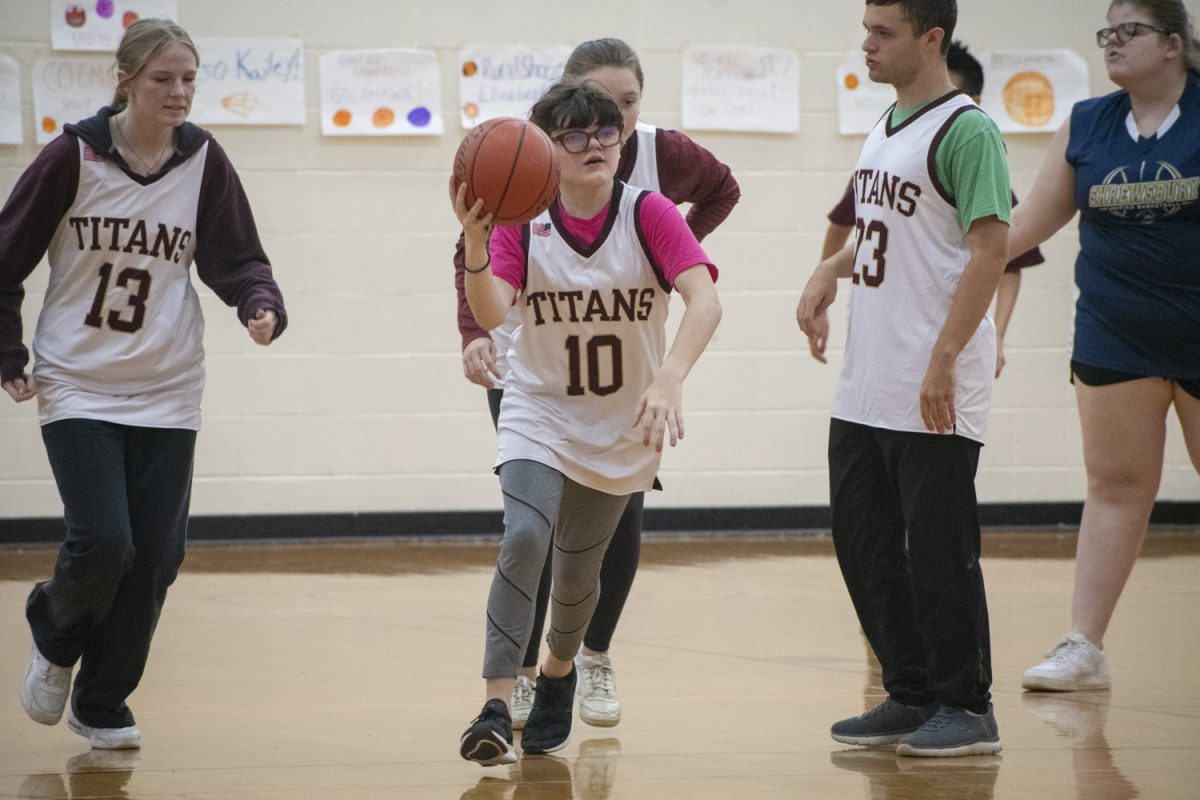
[27,419,196,729]
[488,387,641,667]
[828,418,992,714]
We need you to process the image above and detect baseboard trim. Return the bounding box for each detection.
[0,502,1196,546]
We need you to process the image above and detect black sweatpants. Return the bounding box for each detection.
[487,387,642,667]
[27,419,196,729]
[828,418,992,714]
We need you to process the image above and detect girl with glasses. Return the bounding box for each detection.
[1009,0,1200,692]
[453,37,739,732]
[453,82,721,765]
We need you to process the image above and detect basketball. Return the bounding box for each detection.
[452,117,560,226]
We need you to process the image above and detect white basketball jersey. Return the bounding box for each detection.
[494,122,662,383]
[624,123,660,191]
[33,139,207,428]
[497,183,671,495]
[833,94,996,443]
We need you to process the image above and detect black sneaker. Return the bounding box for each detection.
[460,699,517,766]
[520,667,576,755]
[831,698,939,745]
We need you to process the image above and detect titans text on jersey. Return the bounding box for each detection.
[66,216,193,263]
[525,287,656,326]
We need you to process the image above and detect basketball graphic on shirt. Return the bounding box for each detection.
[1003,71,1054,128]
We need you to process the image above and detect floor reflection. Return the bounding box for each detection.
[1021,692,1139,800]
[458,738,620,800]
[17,750,139,799]
[830,749,1001,800]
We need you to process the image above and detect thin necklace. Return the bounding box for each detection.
[114,115,172,175]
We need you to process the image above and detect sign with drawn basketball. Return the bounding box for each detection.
[836,51,896,135]
[457,44,570,129]
[32,55,113,145]
[682,45,800,133]
[51,0,178,52]
[319,49,443,137]
[979,49,1088,133]
[0,55,22,144]
[190,38,305,126]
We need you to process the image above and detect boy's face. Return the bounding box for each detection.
[860,3,937,89]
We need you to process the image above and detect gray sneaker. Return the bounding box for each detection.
[895,704,1002,757]
[831,699,938,745]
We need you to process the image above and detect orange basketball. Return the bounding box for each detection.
[452,117,560,226]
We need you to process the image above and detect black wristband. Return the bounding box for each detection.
[464,253,490,274]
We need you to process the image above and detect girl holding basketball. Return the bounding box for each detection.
[454,37,739,730]
[1,20,285,749]
[453,82,721,765]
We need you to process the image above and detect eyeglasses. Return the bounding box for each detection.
[551,125,621,154]
[1096,21,1169,47]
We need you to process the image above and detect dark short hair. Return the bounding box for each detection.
[947,40,984,96]
[529,82,624,135]
[866,0,958,54]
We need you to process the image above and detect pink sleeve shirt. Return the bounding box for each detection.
[489,191,717,294]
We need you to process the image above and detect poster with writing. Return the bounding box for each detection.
[681,45,799,133]
[51,0,179,52]
[0,56,22,145]
[458,44,569,128]
[319,49,443,136]
[191,38,305,126]
[33,55,114,144]
[979,49,1088,133]
[836,51,895,135]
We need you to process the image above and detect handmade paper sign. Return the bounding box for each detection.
[33,55,113,144]
[836,51,896,135]
[681,45,799,133]
[458,44,570,128]
[320,48,443,136]
[979,49,1088,133]
[51,0,179,52]
[191,38,305,125]
[0,56,22,145]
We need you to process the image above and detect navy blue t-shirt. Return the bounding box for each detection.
[1066,71,1200,378]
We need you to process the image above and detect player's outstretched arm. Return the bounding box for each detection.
[452,183,514,330]
[635,265,721,453]
[1009,121,1076,258]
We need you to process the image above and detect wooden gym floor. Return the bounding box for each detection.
[1,528,1198,799]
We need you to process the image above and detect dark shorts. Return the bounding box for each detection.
[1071,360,1200,401]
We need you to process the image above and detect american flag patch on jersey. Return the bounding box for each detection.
[531,222,552,237]
[82,144,104,163]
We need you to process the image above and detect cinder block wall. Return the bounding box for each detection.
[0,0,1194,520]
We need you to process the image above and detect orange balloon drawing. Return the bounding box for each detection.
[845,74,859,90]
[463,102,479,119]
[372,107,395,128]
[462,61,478,77]
[332,109,352,127]
[42,117,57,133]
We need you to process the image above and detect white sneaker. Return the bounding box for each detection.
[1022,632,1112,691]
[510,675,534,731]
[67,710,141,750]
[575,653,620,727]
[20,643,72,725]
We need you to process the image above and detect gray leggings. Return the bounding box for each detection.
[483,459,630,678]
